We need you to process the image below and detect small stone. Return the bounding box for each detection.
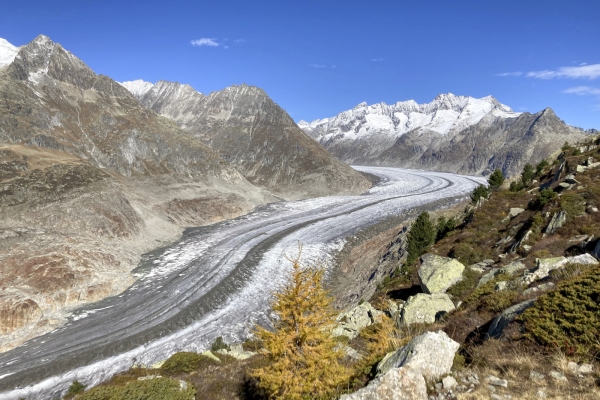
[549,370,568,381]
[536,389,547,398]
[567,361,578,372]
[456,384,467,391]
[491,394,502,400]
[435,382,443,391]
[179,380,188,390]
[495,281,509,291]
[442,376,458,391]
[487,384,496,392]
[487,375,508,387]
[529,371,545,381]
[578,363,593,374]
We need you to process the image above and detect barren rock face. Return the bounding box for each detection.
[131,81,371,200]
[0,295,42,335]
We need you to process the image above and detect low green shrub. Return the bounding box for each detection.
[464,273,519,313]
[67,381,86,395]
[160,352,218,375]
[74,377,195,400]
[533,189,557,208]
[560,193,586,218]
[446,268,480,301]
[520,265,600,360]
[471,185,489,203]
[210,336,230,352]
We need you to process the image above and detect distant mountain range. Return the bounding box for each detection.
[299,94,588,177]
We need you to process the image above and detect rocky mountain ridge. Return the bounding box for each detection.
[0,35,283,351]
[121,79,371,199]
[299,94,588,177]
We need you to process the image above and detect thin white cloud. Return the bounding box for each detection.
[234,39,245,44]
[527,64,600,80]
[223,45,230,50]
[371,58,385,62]
[308,63,326,68]
[495,71,522,77]
[563,86,600,96]
[191,38,219,47]
[331,65,337,69]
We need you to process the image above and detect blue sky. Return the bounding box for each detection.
[1,0,599,128]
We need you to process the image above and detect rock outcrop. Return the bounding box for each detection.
[376,330,460,379]
[332,302,383,339]
[522,254,599,285]
[340,367,427,400]
[487,299,537,339]
[418,254,465,294]
[399,293,455,326]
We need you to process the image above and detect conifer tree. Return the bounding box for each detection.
[250,249,349,399]
[521,163,535,186]
[487,169,505,190]
[406,211,436,266]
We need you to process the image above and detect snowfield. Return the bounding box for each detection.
[0,167,485,399]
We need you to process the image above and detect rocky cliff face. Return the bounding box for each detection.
[299,94,588,177]
[123,80,371,200]
[0,35,277,351]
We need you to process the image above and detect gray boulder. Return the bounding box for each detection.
[399,293,455,326]
[522,254,598,285]
[544,210,567,235]
[418,254,465,294]
[477,261,525,287]
[376,330,459,379]
[340,367,427,400]
[332,302,383,339]
[502,207,525,222]
[487,299,537,339]
[523,282,555,296]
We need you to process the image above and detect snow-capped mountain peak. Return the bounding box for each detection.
[0,38,20,69]
[120,80,155,98]
[298,94,519,141]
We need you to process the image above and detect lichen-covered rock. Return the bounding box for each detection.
[376,330,459,379]
[487,299,537,339]
[332,302,383,339]
[418,254,465,294]
[522,254,598,285]
[399,293,455,326]
[340,367,427,400]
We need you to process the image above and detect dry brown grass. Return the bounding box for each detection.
[457,340,600,400]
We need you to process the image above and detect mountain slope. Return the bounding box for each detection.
[299,94,588,177]
[0,35,275,351]
[122,80,371,200]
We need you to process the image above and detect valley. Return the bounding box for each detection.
[0,166,484,399]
